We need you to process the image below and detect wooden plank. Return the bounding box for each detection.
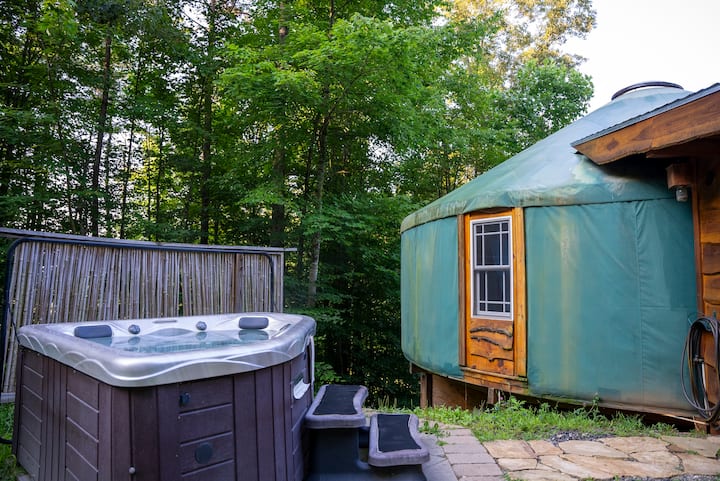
[255,368,274,481]
[458,215,467,367]
[177,432,235,474]
[574,90,720,164]
[269,364,288,481]
[461,367,529,393]
[469,357,515,376]
[701,243,720,275]
[156,385,181,481]
[109,388,131,481]
[693,161,705,314]
[512,208,527,377]
[234,372,259,481]
[702,275,720,303]
[425,374,488,409]
[699,210,720,243]
[468,341,514,362]
[178,404,234,442]
[177,377,233,413]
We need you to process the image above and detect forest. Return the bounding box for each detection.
[1,0,595,405]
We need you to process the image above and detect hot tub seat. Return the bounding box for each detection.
[304,384,427,481]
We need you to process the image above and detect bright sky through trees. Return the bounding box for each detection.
[564,0,720,111]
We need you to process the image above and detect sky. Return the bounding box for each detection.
[563,0,720,112]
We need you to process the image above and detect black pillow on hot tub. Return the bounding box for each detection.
[238,316,269,330]
[74,324,113,339]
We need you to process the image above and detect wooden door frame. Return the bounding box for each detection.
[458,208,527,378]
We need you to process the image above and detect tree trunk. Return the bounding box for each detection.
[306,116,330,308]
[91,32,113,236]
[199,0,216,245]
[270,10,289,248]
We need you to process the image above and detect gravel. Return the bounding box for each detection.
[547,430,614,445]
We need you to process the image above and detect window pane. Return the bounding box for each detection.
[488,302,504,312]
[501,233,509,265]
[486,270,505,301]
[470,217,513,318]
[484,234,501,265]
[475,271,486,301]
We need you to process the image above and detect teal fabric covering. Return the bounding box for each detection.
[401,87,694,232]
[401,217,462,377]
[525,200,696,409]
[400,86,699,410]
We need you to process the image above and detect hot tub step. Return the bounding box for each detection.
[368,413,429,468]
[305,384,368,429]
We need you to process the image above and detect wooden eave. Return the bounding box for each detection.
[572,84,720,165]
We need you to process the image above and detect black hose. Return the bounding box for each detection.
[681,316,720,425]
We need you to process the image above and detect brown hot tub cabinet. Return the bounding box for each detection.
[12,312,316,481]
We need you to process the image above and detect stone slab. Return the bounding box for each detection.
[527,440,562,456]
[507,469,577,481]
[561,453,682,478]
[601,436,668,453]
[557,440,627,458]
[539,454,614,479]
[662,435,720,458]
[452,461,503,477]
[677,453,720,475]
[497,457,539,471]
[484,440,536,459]
[446,452,495,464]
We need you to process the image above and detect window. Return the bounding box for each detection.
[470,217,512,318]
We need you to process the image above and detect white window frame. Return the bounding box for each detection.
[469,216,513,320]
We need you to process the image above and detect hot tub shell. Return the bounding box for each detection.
[12,312,315,481]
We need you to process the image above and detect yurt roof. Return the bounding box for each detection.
[401,84,694,232]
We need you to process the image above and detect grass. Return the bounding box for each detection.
[410,396,681,443]
[0,403,19,481]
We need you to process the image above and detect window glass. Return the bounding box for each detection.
[470,217,512,318]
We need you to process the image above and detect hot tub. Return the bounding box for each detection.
[12,312,315,481]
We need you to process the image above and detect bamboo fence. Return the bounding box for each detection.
[0,229,288,397]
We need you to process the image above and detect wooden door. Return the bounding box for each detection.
[462,209,526,378]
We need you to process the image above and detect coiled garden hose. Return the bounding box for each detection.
[681,316,720,425]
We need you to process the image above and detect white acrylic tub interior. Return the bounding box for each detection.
[16,312,315,387]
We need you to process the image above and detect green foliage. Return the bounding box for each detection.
[413,397,678,442]
[0,403,20,480]
[1,0,596,404]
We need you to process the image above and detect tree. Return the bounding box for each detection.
[0,0,597,406]
[446,0,596,76]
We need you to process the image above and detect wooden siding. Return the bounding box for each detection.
[696,158,720,318]
[573,88,720,165]
[1,229,288,397]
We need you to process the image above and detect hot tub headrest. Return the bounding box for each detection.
[238,316,269,330]
[74,324,113,339]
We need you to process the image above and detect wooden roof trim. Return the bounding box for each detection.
[573,84,720,165]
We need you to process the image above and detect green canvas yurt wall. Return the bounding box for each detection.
[401,85,698,412]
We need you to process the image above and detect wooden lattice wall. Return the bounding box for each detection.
[0,229,289,398]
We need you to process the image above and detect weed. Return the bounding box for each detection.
[0,403,19,481]
[410,396,680,443]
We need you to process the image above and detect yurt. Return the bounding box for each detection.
[401,82,702,418]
